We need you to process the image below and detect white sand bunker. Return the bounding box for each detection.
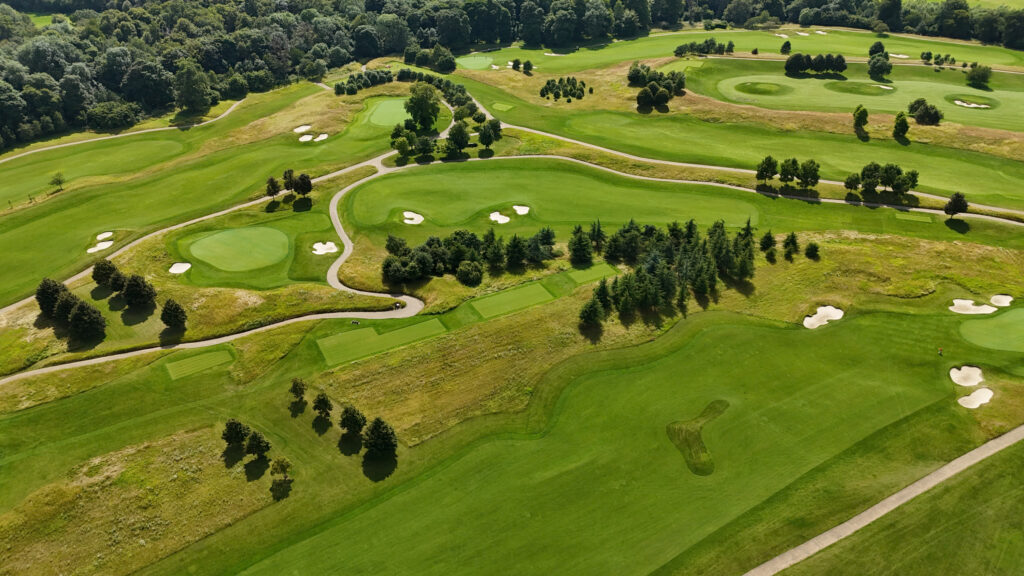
[991,294,1013,307]
[96,231,113,240]
[168,262,192,274]
[949,299,997,314]
[543,53,565,57]
[293,125,311,133]
[891,53,909,59]
[873,84,894,90]
[299,134,313,142]
[312,241,338,255]
[489,211,510,224]
[954,100,990,109]
[402,211,424,225]
[775,33,789,38]
[513,205,530,215]
[314,133,328,142]
[803,305,844,329]
[86,241,113,254]
[491,65,500,70]
[958,388,993,409]
[797,31,809,36]
[815,30,828,35]
[950,366,984,387]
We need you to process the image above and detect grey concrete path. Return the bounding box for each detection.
[743,423,1024,576]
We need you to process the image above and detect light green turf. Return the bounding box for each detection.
[456,55,495,70]
[187,227,290,272]
[492,102,515,111]
[460,29,1024,74]
[681,58,1024,131]
[165,350,235,380]
[25,12,58,26]
[470,283,555,318]
[316,318,447,365]
[782,439,1024,576]
[959,308,1024,352]
[456,75,1024,210]
[567,262,618,284]
[368,99,411,126]
[893,212,934,223]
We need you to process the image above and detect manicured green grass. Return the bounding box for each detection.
[165,350,235,380]
[24,12,58,26]
[187,227,291,272]
[681,58,1024,132]
[459,29,1024,75]
[567,262,618,284]
[316,318,447,366]
[470,283,555,318]
[960,308,1024,352]
[457,75,1024,210]
[456,55,495,70]
[782,439,1024,576]
[368,99,411,126]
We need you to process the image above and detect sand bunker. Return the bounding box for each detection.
[513,205,530,215]
[950,366,984,387]
[491,65,500,70]
[489,211,510,224]
[958,388,993,409]
[312,241,338,255]
[402,211,424,225]
[293,125,311,133]
[949,299,997,314]
[954,100,990,109]
[815,30,827,35]
[86,240,113,254]
[299,134,313,142]
[314,133,328,142]
[168,262,192,274]
[891,53,909,59]
[775,33,789,38]
[96,231,113,240]
[543,53,565,57]
[991,295,1013,307]
[873,85,894,90]
[803,305,844,329]
[797,32,809,36]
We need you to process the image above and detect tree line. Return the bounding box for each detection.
[673,37,734,56]
[383,226,556,286]
[843,161,919,195]
[334,69,393,96]
[754,156,820,189]
[783,53,848,75]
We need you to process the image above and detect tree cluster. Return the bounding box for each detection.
[334,69,393,96]
[908,98,943,125]
[673,37,733,57]
[34,277,106,340]
[965,63,992,88]
[402,43,456,73]
[265,168,311,201]
[289,385,399,460]
[395,68,471,109]
[754,155,820,188]
[539,76,589,102]
[510,59,534,74]
[382,227,556,286]
[843,161,919,195]
[783,53,848,75]
[627,61,684,108]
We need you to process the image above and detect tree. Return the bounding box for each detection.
[868,54,892,79]
[477,122,495,148]
[447,120,470,154]
[271,457,292,478]
[174,59,212,112]
[222,419,250,446]
[589,220,607,253]
[880,163,902,190]
[265,177,281,198]
[869,41,886,57]
[109,270,126,292]
[313,392,333,419]
[755,155,778,182]
[636,86,654,108]
[505,234,527,267]
[364,417,398,458]
[122,274,156,309]
[594,278,612,310]
[245,430,271,459]
[35,278,65,316]
[456,260,483,285]
[860,162,882,193]
[779,158,799,184]
[853,105,868,130]
[783,232,800,259]
[295,173,312,197]
[759,231,776,252]
[282,169,296,190]
[49,172,66,191]
[798,159,820,188]
[805,242,820,259]
[405,82,440,131]
[289,378,307,402]
[909,98,943,125]
[568,225,593,266]
[944,192,968,219]
[966,64,991,88]
[523,60,534,74]
[160,298,187,330]
[92,259,117,287]
[579,295,604,326]
[68,301,106,340]
[780,40,791,54]
[893,111,909,138]
[340,405,367,434]
[844,173,862,191]
[53,290,80,324]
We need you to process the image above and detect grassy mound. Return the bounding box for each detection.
[186,227,291,272]
[666,399,730,476]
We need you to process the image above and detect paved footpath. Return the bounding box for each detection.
[743,423,1024,575]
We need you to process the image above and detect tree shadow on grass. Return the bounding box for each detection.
[90,285,113,300]
[121,303,155,326]
[312,415,332,436]
[477,148,494,159]
[578,321,603,344]
[107,294,126,312]
[362,452,397,482]
[292,197,312,212]
[222,444,245,469]
[159,327,185,346]
[855,126,870,142]
[414,154,436,165]
[289,399,307,418]
[945,218,970,234]
[265,199,280,213]
[720,275,756,298]
[338,431,363,456]
[270,478,293,501]
[844,192,863,204]
[66,333,104,352]
[244,456,269,481]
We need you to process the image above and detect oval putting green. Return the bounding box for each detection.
[457,55,494,70]
[368,99,412,127]
[824,81,896,96]
[959,308,1024,352]
[734,82,793,96]
[189,227,290,272]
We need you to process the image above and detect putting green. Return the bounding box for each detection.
[368,99,411,127]
[165,350,234,380]
[188,227,290,272]
[471,283,555,318]
[959,308,1024,352]
[492,102,515,111]
[316,318,447,366]
[824,81,896,96]
[457,55,494,70]
[735,82,793,96]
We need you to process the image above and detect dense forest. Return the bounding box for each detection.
[1,0,1022,150]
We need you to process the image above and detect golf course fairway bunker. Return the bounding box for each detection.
[368,99,411,127]
[667,399,730,476]
[317,319,446,366]
[188,227,290,272]
[960,308,1024,352]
